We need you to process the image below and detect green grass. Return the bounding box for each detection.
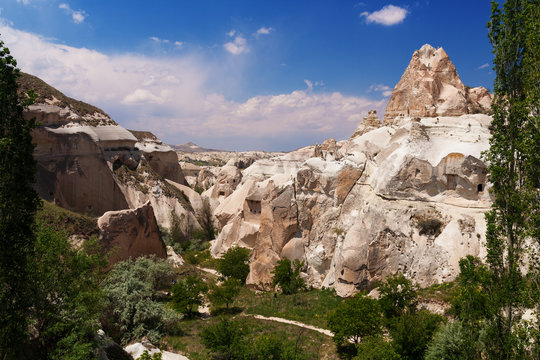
[418,281,456,304]
[164,315,339,360]
[36,200,98,237]
[234,287,343,329]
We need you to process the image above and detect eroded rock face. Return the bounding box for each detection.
[351,110,381,138]
[131,131,186,185]
[98,202,167,267]
[384,44,492,125]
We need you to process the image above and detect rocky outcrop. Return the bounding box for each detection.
[351,110,381,138]
[98,202,167,267]
[211,45,493,296]
[384,44,492,125]
[130,131,186,185]
[22,73,199,232]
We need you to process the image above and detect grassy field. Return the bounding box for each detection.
[165,314,339,360]
[236,287,343,329]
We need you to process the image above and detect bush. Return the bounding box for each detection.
[354,336,401,360]
[417,218,443,237]
[377,274,419,319]
[271,258,306,295]
[327,293,383,347]
[388,309,446,360]
[103,256,179,345]
[425,321,470,360]
[217,246,251,283]
[171,275,208,317]
[200,319,247,359]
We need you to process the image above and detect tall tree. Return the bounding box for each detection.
[0,39,40,357]
[485,0,539,358]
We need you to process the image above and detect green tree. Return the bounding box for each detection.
[483,1,539,358]
[377,274,419,319]
[327,293,383,347]
[251,333,307,360]
[200,318,247,360]
[217,246,251,283]
[388,309,445,360]
[425,321,473,360]
[208,278,242,311]
[271,258,306,295]
[0,38,41,357]
[30,224,106,359]
[103,256,179,345]
[171,275,208,317]
[354,336,401,360]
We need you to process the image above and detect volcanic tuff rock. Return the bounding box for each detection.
[20,73,198,230]
[383,44,492,125]
[98,202,167,267]
[211,45,493,296]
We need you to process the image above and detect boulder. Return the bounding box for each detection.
[98,202,167,267]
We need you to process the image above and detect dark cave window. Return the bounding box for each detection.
[477,184,483,192]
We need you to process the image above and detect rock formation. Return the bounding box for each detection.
[20,73,199,230]
[351,110,381,138]
[211,45,493,296]
[98,202,167,267]
[383,44,492,125]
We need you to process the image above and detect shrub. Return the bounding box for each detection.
[271,258,306,295]
[354,336,401,360]
[417,218,443,237]
[103,256,179,345]
[200,319,247,359]
[425,321,470,360]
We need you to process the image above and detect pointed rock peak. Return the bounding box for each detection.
[383,44,492,125]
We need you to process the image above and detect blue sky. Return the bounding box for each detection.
[1,1,495,151]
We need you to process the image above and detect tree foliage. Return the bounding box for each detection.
[327,293,383,346]
[271,258,306,295]
[217,246,251,283]
[482,1,539,358]
[200,318,247,360]
[29,224,106,359]
[208,278,242,311]
[171,275,208,317]
[0,38,40,357]
[377,273,419,319]
[353,336,401,360]
[103,256,179,345]
[425,321,474,360]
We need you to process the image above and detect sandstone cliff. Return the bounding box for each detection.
[210,45,493,296]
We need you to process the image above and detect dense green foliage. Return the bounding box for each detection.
[217,246,251,283]
[353,336,401,360]
[103,256,179,345]
[327,293,383,346]
[171,275,208,317]
[0,39,41,358]
[200,318,247,359]
[209,278,242,311]
[473,1,540,358]
[271,258,306,295]
[377,273,419,319]
[29,224,106,359]
[425,321,471,360]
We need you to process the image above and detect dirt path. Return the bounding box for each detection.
[245,314,334,337]
[199,267,220,276]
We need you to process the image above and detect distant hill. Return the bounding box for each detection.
[170,142,226,153]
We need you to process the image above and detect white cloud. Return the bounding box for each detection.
[360,5,408,26]
[174,41,184,47]
[369,84,393,97]
[150,36,169,43]
[59,3,87,24]
[226,29,236,37]
[477,63,489,69]
[255,26,273,37]
[17,0,30,5]
[0,21,386,150]
[224,34,249,55]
